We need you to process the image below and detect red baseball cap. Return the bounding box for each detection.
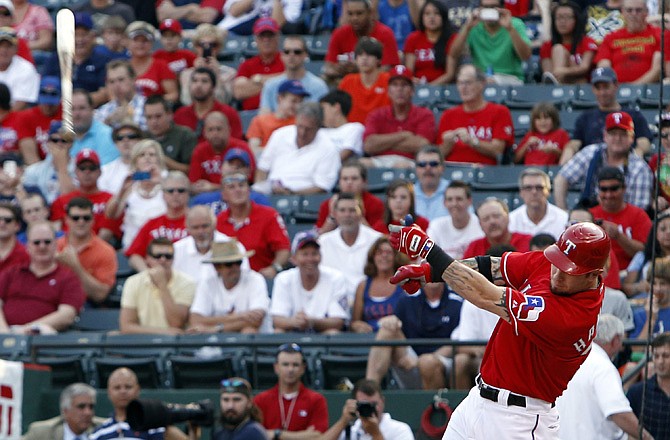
[75,149,100,167]
[159,19,182,34]
[253,17,279,35]
[389,65,413,84]
[605,111,634,132]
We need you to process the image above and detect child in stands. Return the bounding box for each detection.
[513,102,569,165]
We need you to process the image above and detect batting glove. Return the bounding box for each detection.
[388,215,434,260]
[389,263,432,294]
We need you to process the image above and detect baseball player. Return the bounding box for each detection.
[388,218,610,439]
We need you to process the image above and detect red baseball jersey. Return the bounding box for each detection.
[188,139,254,184]
[514,128,570,165]
[153,49,196,74]
[589,204,652,269]
[0,112,22,154]
[481,251,604,402]
[463,232,532,258]
[403,31,456,82]
[135,58,178,97]
[236,53,285,110]
[596,25,661,83]
[363,105,436,158]
[125,214,188,257]
[438,102,514,165]
[539,37,598,65]
[325,21,400,66]
[50,190,114,235]
[16,105,62,160]
[173,100,244,141]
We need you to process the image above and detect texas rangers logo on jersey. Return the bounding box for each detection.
[517,295,545,321]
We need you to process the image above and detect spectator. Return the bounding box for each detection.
[125,171,190,272]
[586,0,624,44]
[260,35,329,114]
[324,0,400,83]
[271,230,349,333]
[217,0,304,34]
[449,0,532,85]
[513,102,569,165]
[255,102,340,195]
[589,166,651,271]
[338,37,391,124]
[214,378,267,440]
[144,95,197,173]
[366,282,462,389]
[404,0,457,84]
[540,1,597,85]
[98,120,145,195]
[56,197,116,306]
[23,383,105,440]
[94,60,147,131]
[174,67,243,142]
[427,180,484,259]
[319,90,365,162]
[649,112,670,210]
[91,367,187,440]
[105,139,168,250]
[153,19,196,76]
[623,212,670,298]
[0,83,22,155]
[189,240,268,334]
[377,0,414,51]
[232,18,284,111]
[627,332,670,440]
[351,236,409,333]
[0,221,86,334]
[631,257,670,340]
[560,67,653,163]
[316,159,384,234]
[508,168,568,240]
[156,0,223,30]
[413,145,448,220]
[216,171,290,277]
[0,27,38,111]
[373,179,429,233]
[438,64,514,165]
[595,0,661,84]
[600,258,635,333]
[463,198,532,258]
[0,0,33,64]
[253,343,329,438]
[10,0,53,52]
[247,79,307,154]
[321,379,414,440]
[126,21,179,103]
[0,202,28,273]
[96,15,129,60]
[189,111,253,195]
[556,314,651,440]
[43,12,111,106]
[554,111,654,211]
[71,89,118,166]
[319,193,383,294]
[72,0,135,28]
[119,237,195,335]
[362,65,435,168]
[15,76,63,165]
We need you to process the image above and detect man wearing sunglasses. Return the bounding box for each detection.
[120,237,195,335]
[0,202,28,274]
[414,146,449,220]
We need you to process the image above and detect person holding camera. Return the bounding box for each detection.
[321,379,414,440]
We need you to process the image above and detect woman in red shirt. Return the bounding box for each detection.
[373,179,429,234]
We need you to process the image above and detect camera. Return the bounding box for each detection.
[479,8,500,21]
[356,401,377,418]
[201,43,213,58]
[126,399,214,431]
[132,171,151,181]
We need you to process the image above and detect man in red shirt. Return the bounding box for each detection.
[153,19,196,75]
[233,18,284,111]
[595,0,661,84]
[174,67,243,141]
[16,76,62,164]
[362,65,435,168]
[463,198,532,258]
[0,82,22,156]
[189,112,254,194]
[125,171,190,272]
[0,202,28,274]
[324,0,400,83]
[438,64,514,165]
[253,343,329,438]
[156,0,224,30]
[590,166,652,270]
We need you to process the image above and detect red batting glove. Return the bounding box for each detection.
[389,263,432,294]
[388,223,434,260]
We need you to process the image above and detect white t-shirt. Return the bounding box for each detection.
[0,56,39,104]
[270,266,350,320]
[452,299,498,341]
[98,159,130,195]
[190,268,269,317]
[556,343,633,440]
[173,231,250,281]
[121,189,166,250]
[427,214,484,260]
[336,413,414,440]
[321,123,365,157]
[508,202,568,241]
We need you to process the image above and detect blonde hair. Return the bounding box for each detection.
[193,23,224,47]
[130,139,166,171]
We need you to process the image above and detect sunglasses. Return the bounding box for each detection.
[77,165,99,172]
[69,214,93,222]
[416,161,441,168]
[31,239,53,246]
[283,49,305,55]
[164,188,188,194]
[49,137,69,144]
[598,184,622,193]
[520,185,546,192]
[40,89,60,96]
[220,378,250,395]
[150,253,174,260]
[222,175,248,185]
[277,342,302,353]
[221,378,245,388]
[114,133,141,141]
[0,216,14,223]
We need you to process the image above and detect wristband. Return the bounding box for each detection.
[272,262,283,273]
[426,245,455,277]
[475,256,493,282]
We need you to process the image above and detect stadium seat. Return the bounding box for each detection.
[293,193,330,223]
[558,110,580,136]
[510,110,532,139]
[470,190,514,209]
[482,84,508,104]
[505,85,572,110]
[286,222,316,241]
[637,84,670,109]
[472,165,526,191]
[241,354,282,389]
[72,309,120,332]
[243,38,259,58]
[570,85,598,109]
[269,194,301,221]
[116,250,135,279]
[36,356,89,389]
[0,334,29,361]
[317,354,370,390]
[443,163,480,184]
[304,60,325,76]
[616,84,644,108]
[305,34,329,59]
[219,35,249,61]
[170,355,236,389]
[30,333,104,387]
[94,356,162,389]
[326,332,375,356]
[239,110,258,133]
[366,168,416,193]
[413,85,444,107]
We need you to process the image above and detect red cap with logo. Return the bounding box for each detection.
[544,222,610,275]
[389,65,413,84]
[75,149,100,167]
[253,17,280,35]
[605,111,634,132]
[159,19,182,34]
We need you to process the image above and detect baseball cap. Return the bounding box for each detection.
[597,166,625,183]
[291,230,319,254]
[277,79,310,97]
[605,111,634,132]
[590,67,617,84]
[75,149,100,167]
[159,18,182,35]
[389,65,413,84]
[74,12,94,30]
[224,148,251,166]
[126,21,156,40]
[0,27,16,45]
[544,223,610,275]
[38,76,61,106]
[112,119,143,137]
[48,120,63,136]
[99,15,127,32]
[0,0,14,14]
[253,17,279,35]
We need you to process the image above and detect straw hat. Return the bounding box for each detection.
[203,241,254,264]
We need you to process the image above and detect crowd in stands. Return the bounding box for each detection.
[1,0,670,437]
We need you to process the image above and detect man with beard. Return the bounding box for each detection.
[70,89,118,165]
[214,378,266,440]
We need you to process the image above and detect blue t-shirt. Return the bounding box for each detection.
[631,306,670,338]
[90,416,165,440]
[377,0,414,52]
[362,278,407,331]
[573,107,652,147]
[394,285,463,355]
[189,191,270,215]
[44,45,112,93]
[212,419,267,440]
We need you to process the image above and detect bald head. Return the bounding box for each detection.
[204,111,230,148]
[108,367,138,388]
[107,368,140,411]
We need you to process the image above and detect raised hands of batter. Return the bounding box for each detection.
[388,214,434,260]
[389,263,432,294]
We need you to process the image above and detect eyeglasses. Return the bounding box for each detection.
[77,165,99,172]
[661,132,670,139]
[74,403,95,410]
[114,133,141,141]
[68,214,93,222]
[416,160,441,168]
[150,252,174,260]
[222,175,248,185]
[49,137,69,144]
[164,188,188,194]
[277,342,302,353]
[598,184,622,193]
[624,7,645,13]
[520,185,546,192]
[283,48,305,55]
[31,239,53,246]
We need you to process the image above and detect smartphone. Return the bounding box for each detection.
[201,43,213,58]
[3,160,17,178]
[480,8,500,21]
[356,401,377,418]
[132,171,151,181]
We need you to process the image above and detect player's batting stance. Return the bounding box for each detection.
[388,219,610,439]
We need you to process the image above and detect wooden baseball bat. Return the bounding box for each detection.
[56,9,75,137]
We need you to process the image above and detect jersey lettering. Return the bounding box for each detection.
[572,325,596,354]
